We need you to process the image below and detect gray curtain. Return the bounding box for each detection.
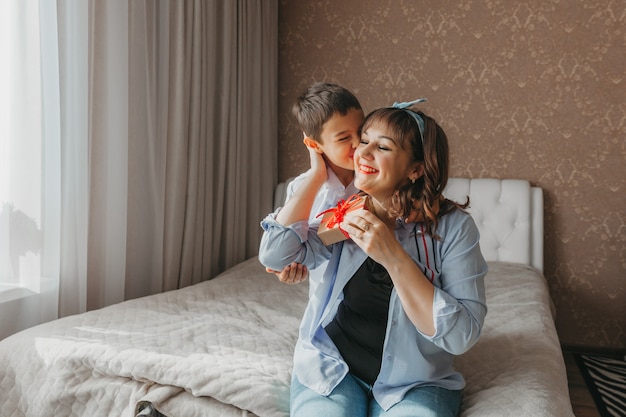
[85,0,277,310]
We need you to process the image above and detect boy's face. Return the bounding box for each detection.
[318,108,365,173]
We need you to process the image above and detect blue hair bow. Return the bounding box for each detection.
[392,98,427,143]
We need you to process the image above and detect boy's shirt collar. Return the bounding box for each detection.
[323,167,356,192]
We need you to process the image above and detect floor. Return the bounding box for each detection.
[562,348,601,417]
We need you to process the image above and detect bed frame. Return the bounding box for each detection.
[0,178,574,417]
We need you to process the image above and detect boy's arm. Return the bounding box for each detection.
[268,138,326,283]
[275,138,327,226]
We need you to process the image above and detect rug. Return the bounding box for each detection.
[574,353,626,417]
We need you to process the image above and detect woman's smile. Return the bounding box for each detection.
[357,164,378,174]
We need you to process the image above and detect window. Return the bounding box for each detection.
[0,0,60,338]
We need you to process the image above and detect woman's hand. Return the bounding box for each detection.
[341,209,401,266]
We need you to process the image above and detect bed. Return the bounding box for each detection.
[0,178,574,417]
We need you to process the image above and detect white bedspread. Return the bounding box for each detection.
[0,258,573,417]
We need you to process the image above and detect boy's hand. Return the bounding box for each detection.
[266,262,308,284]
[303,136,328,184]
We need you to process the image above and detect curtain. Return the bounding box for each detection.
[86,0,131,310]
[0,0,62,338]
[57,0,90,317]
[123,0,278,298]
[0,0,277,338]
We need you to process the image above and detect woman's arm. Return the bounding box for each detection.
[341,209,487,351]
[426,214,487,354]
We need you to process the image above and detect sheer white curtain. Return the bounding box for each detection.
[0,0,64,338]
[57,0,89,317]
[0,0,277,339]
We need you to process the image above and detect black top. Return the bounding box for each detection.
[325,257,393,385]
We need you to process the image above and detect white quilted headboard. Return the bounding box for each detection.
[443,178,543,273]
[273,177,543,273]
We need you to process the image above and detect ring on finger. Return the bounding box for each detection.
[362,222,370,231]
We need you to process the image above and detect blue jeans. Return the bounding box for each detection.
[290,373,462,417]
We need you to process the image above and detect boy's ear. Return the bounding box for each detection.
[303,137,324,154]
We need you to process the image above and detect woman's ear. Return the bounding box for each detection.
[303,137,324,154]
[409,163,424,183]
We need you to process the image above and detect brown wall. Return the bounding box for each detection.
[277,0,625,349]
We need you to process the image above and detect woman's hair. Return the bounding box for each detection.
[361,107,468,236]
[292,82,362,143]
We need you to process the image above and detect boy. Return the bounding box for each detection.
[267,82,364,285]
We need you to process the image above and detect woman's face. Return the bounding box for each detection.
[354,119,420,203]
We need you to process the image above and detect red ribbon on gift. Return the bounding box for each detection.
[316,194,364,238]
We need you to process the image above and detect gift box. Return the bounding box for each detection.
[316,194,368,245]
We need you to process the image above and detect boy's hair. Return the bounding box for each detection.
[292,82,362,143]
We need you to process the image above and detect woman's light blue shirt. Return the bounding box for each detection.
[258,208,488,411]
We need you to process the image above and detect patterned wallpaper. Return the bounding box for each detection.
[277,0,625,349]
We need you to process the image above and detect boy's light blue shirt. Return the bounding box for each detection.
[285,167,358,296]
[259,208,488,411]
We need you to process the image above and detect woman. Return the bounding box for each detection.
[259,100,488,417]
